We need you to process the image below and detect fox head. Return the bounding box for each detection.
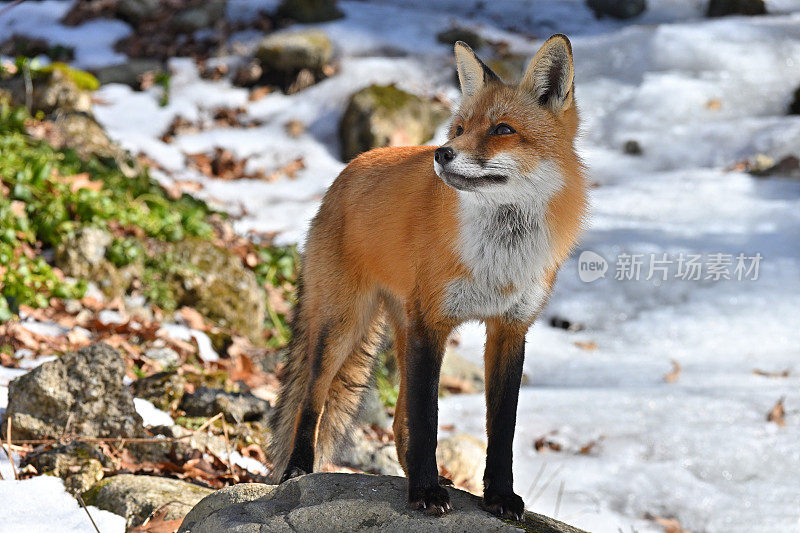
[434,34,580,204]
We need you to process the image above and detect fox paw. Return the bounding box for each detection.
[482,491,525,521]
[438,475,454,486]
[408,484,452,516]
[279,465,307,484]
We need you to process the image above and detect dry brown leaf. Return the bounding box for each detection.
[285,120,305,138]
[705,98,722,110]
[767,397,786,426]
[664,360,681,383]
[573,340,597,351]
[178,307,208,331]
[439,375,475,395]
[651,515,691,533]
[56,173,103,193]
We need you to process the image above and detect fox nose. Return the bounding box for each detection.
[434,146,455,165]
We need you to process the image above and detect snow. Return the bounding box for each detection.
[133,398,175,427]
[0,476,126,533]
[2,0,800,531]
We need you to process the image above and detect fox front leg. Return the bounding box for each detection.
[482,318,527,520]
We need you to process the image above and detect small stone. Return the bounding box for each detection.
[255,30,333,89]
[623,139,643,155]
[85,474,214,528]
[587,0,646,19]
[436,27,484,50]
[172,0,226,33]
[339,428,403,476]
[276,0,343,23]
[180,387,270,423]
[339,84,449,161]
[144,347,181,369]
[116,0,160,26]
[93,59,164,88]
[789,86,800,115]
[706,0,766,17]
[436,434,487,493]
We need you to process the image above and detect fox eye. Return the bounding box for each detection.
[454,125,464,137]
[491,123,516,135]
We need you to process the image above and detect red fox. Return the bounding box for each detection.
[269,34,587,519]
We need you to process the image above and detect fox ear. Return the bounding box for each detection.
[454,41,500,98]
[519,34,574,113]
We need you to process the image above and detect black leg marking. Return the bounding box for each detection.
[405,313,451,515]
[483,335,526,521]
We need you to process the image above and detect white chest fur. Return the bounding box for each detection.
[444,198,554,321]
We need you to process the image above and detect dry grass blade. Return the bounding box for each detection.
[554,480,565,519]
[221,417,238,483]
[76,493,101,533]
[525,462,547,497]
[531,464,564,504]
[753,368,790,378]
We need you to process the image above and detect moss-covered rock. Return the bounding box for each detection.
[55,112,119,159]
[152,238,267,341]
[23,442,108,495]
[339,84,449,161]
[0,66,93,115]
[436,27,484,50]
[130,371,186,412]
[255,30,333,90]
[85,474,214,528]
[276,0,343,23]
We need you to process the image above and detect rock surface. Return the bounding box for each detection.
[436,435,487,493]
[86,474,214,527]
[131,371,186,412]
[22,442,107,495]
[1,343,145,440]
[339,84,449,161]
[178,473,584,532]
[256,30,333,83]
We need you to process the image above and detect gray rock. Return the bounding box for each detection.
[276,0,343,23]
[144,346,181,369]
[178,473,585,533]
[339,429,403,476]
[131,371,186,412]
[706,0,766,16]
[1,343,145,440]
[180,483,276,532]
[436,435,487,493]
[587,0,646,19]
[23,442,108,495]
[94,59,163,88]
[54,112,119,159]
[180,387,270,424]
[436,27,484,50]
[623,139,643,155]
[339,84,449,161]
[256,30,333,80]
[172,0,227,33]
[116,0,161,25]
[357,387,390,428]
[86,474,214,528]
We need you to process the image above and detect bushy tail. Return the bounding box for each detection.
[267,280,386,479]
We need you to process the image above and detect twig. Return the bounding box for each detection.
[221,417,238,483]
[0,0,25,18]
[5,417,18,480]
[139,499,192,528]
[554,480,565,519]
[76,493,101,533]
[194,412,224,434]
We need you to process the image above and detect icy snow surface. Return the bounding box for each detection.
[3,0,800,531]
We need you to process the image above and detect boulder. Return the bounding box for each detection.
[276,0,343,23]
[436,435,487,493]
[178,473,585,532]
[155,238,267,342]
[85,474,214,528]
[706,0,766,16]
[440,347,484,394]
[54,112,119,159]
[1,343,145,440]
[180,386,270,423]
[339,429,404,476]
[587,0,646,19]
[339,84,449,161]
[116,0,161,25]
